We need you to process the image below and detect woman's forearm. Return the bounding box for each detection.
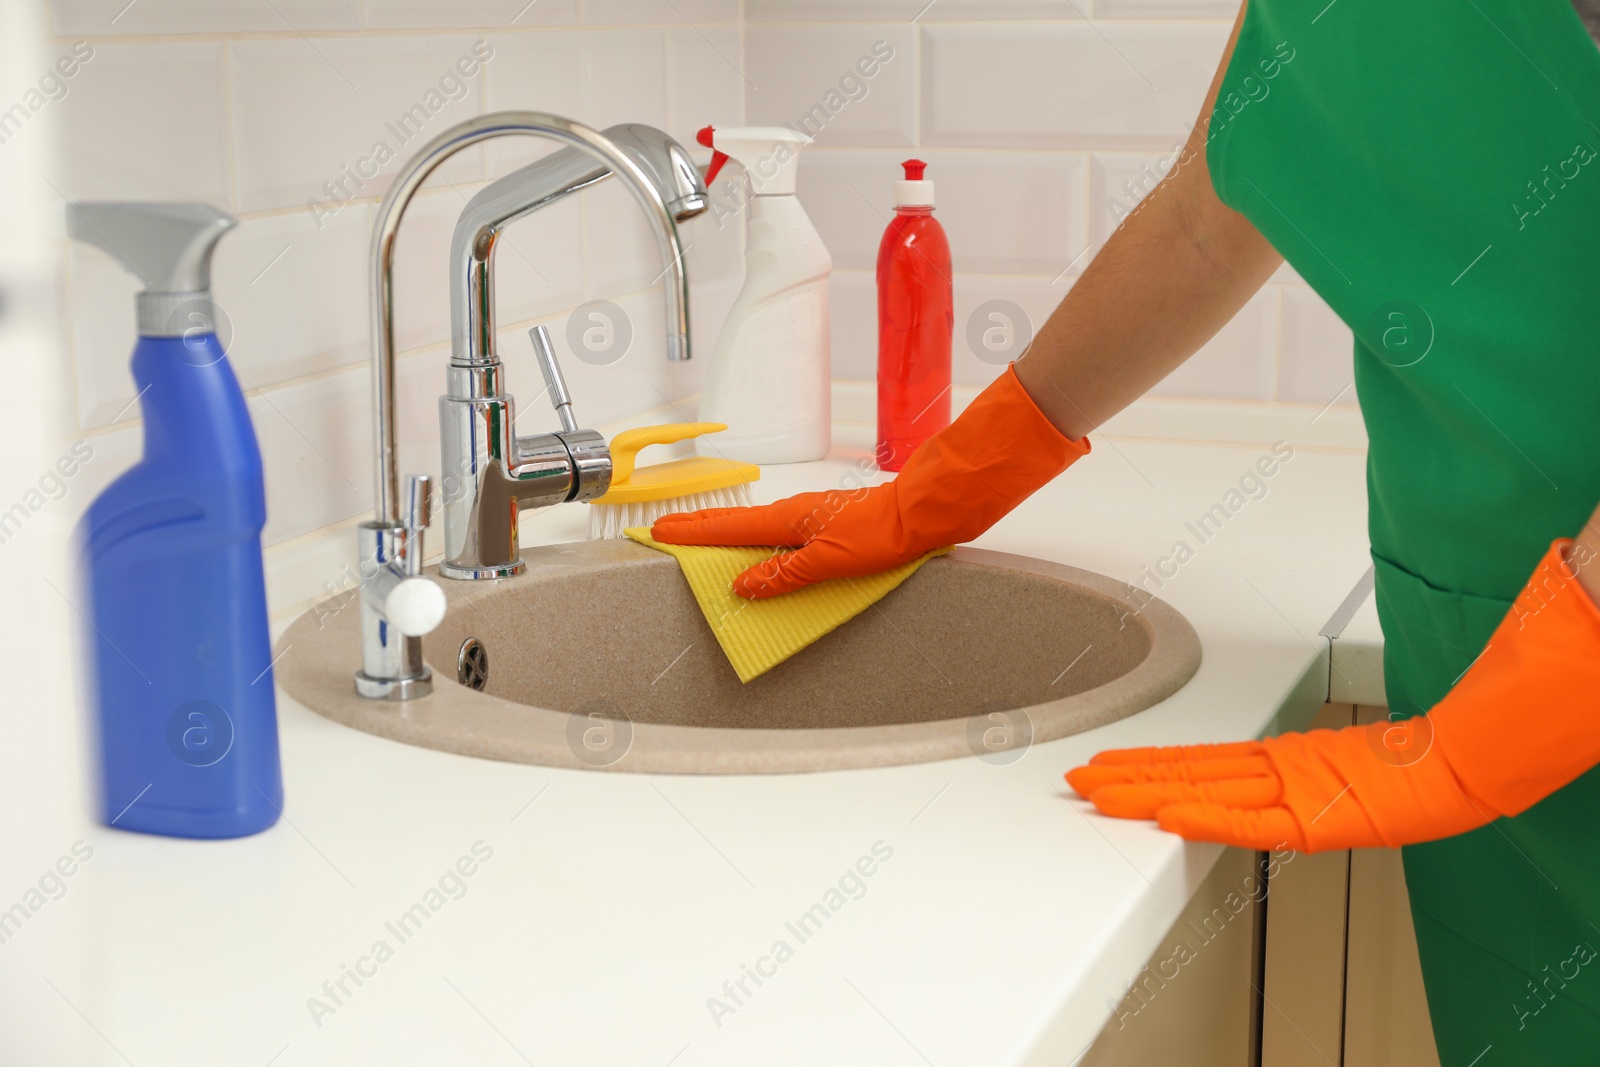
[1015,3,1281,441]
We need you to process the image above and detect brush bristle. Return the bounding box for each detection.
[588,482,757,539]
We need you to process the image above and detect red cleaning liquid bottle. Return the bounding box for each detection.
[876,159,952,472]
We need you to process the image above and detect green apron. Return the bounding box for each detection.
[1208,1,1600,1060]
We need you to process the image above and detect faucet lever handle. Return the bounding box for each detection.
[402,474,432,576]
[529,325,579,433]
[404,473,433,531]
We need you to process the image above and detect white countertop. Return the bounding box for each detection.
[0,401,1376,1067]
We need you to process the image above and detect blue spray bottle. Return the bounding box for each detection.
[69,202,282,839]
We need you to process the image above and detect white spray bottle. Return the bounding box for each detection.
[695,125,832,464]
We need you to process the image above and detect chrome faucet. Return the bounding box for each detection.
[440,123,707,578]
[452,123,706,365]
[355,112,708,699]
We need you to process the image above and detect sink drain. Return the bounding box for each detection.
[457,637,488,691]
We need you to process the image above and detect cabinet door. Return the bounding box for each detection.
[1261,702,1353,1067]
[1086,704,1444,1067]
[1080,846,1261,1067]
[1342,707,1442,1067]
[1258,703,1443,1067]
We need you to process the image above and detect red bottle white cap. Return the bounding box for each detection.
[894,159,934,207]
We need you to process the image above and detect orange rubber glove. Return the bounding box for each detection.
[1066,539,1600,851]
[652,365,1090,599]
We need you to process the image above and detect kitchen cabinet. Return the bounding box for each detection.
[1081,703,1441,1067]
[1079,845,1263,1067]
[1339,706,1443,1067]
[1258,703,1441,1067]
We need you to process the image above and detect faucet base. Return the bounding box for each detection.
[355,669,433,700]
[438,559,527,581]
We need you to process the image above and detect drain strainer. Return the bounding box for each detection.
[457,637,488,691]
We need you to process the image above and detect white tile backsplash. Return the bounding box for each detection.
[745,26,914,147]
[214,203,373,389]
[799,151,1088,275]
[582,0,739,23]
[1095,0,1239,19]
[675,275,742,397]
[746,0,1090,20]
[1278,286,1355,406]
[487,193,590,329]
[922,23,1228,150]
[52,0,362,36]
[66,241,142,430]
[387,189,467,356]
[583,177,666,297]
[483,29,667,175]
[951,274,1075,386]
[56,42,231,206]
[665,26,744,152]
[248,363,372,543]
[230,35,491,214]
[363,0,579,29]
[249,348,449,543]
[827,270,877,381]
[54,2,1340,552]
[793,152,901,272]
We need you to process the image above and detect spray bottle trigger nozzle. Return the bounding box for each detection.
[705,150,730,186]
[697,125,730,186]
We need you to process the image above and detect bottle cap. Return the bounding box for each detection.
[696,125,811,195]
[895,158,934,207]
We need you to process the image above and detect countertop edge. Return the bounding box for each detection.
[1009,652,1333,1065]
[1326,569,1387,707]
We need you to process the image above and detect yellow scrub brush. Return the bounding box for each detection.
[588,422,760,540]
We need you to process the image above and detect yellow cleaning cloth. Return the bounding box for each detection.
[625,527,950,683]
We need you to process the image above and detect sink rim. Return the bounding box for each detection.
[275,542,1201,774]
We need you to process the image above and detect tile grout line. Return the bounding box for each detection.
[911,16,922,147]
[49,22,749,46]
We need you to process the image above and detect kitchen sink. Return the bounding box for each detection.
[275,539,1200,773]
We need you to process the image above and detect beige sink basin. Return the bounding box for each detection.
[276,539,1200,774]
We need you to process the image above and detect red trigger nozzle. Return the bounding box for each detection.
[698,125,729,185]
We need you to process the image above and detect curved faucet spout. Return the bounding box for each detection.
[368,111,698,525]
[358,112,706,698]
[450,123,707,365]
